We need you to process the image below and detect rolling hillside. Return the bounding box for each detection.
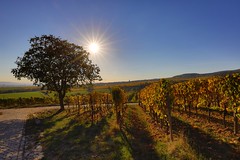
[172,69,240,79]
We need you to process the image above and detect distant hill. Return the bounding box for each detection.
[172,69,240,79]
[1,69,240,87]
[95,69,240,86]
[0,82,32,87]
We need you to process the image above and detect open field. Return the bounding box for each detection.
[0,89,108,99]
[0,91,45,99]
[0,86,40,94]
[0,80,148,100]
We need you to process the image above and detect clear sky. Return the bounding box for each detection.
[1,0,240,83]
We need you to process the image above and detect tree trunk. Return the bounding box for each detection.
[184,99,187,113]
[223,105,227,128]
[234,110,238,134]
[117,110,121,125]
[143,105,146,111]
[89,94,94,125]
[167,111,173,142]
[167,96,173,142]
[67,101,70,113]
[184,105,187,113]
[115,104,120,125]
[160,118,164,128]
[91,104,94,125]
[188,104,191,117]
[77,96,80,115]
[195,106,198,115]
[121,104,124,117]
[138,92,141,106]
[59,93,65,111]
[150,107,153,117]
[208,103,211,123]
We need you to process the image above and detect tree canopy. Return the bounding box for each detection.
[112,87,126,126]
[12,35,102,110]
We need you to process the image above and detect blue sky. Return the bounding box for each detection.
[0,0,240,83]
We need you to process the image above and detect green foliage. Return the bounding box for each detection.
[112,87,126,107]
[111,87,126,126]
[12,35,101,110]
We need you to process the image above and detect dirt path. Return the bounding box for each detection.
[0,106,59,160]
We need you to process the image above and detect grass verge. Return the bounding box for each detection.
[26,105,220,160]
[25,109,133,160]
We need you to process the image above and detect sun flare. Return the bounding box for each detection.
[75,23,114,60]
[88,42,100,54]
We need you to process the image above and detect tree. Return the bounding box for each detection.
[12,35,102,110]
[112,87,126,127]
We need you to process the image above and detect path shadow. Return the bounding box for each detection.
[0,119,25,160]
[172,116,240,160]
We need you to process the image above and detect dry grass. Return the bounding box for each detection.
[166,133,201,160]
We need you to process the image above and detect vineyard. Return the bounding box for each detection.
[140,73,240,133]
[139,73,240,158]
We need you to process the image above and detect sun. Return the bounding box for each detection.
[88,42,100,54]
[74,22,114,59]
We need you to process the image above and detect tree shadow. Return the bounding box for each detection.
[121,107,164,160]
[191,111,240,130]
[172,116,240,160]
[44,115,108,156]
[28,112,107,159]
[49,109,63,116]
[174,108,240,130]
[25,110,133,159]
[0,119,25,160]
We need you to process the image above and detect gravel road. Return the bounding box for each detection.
[0,106,59,160]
